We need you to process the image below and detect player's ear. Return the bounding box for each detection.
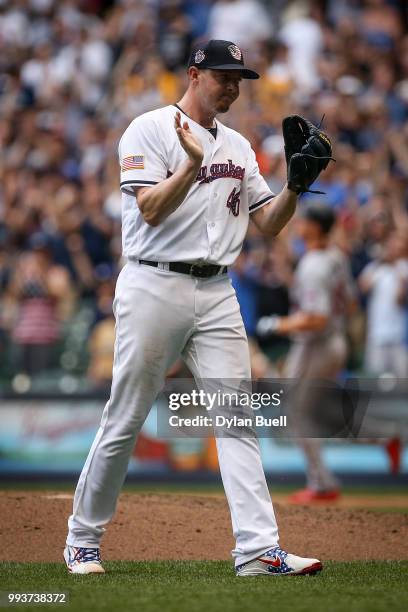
[188,66,200,86]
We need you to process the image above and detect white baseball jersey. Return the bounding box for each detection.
[291,246,355,342]
[118,105,274,266]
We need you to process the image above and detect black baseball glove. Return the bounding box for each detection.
[282,115,334,194]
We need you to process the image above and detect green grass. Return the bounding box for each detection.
[0,561,407,612]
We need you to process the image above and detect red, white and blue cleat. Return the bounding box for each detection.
[236,546,322,576]
[64,545,105,574]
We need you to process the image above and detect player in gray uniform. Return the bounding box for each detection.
[257,203,355,503]
[64,40,327,576]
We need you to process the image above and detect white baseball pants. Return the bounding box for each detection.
[67,261,279,565]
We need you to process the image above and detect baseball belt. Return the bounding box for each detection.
[135,259,228,278]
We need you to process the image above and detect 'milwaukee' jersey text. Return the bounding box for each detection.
[196,160,245,184]
[118,105,274,266]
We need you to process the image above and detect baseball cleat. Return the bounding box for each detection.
[236,546,322,577]
[64,545,105,574]
[288,487,340,504]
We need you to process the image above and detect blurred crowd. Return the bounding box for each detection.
[0,0,408,388]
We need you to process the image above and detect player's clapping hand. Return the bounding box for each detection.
[174,112,203,165]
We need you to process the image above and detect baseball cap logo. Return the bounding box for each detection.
[228,44,242,61]
[195,50,205,64]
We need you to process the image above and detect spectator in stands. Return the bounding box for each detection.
[157,0,193,71]
[207,0,273,49]
[256,237,292,366]
[229,242,261,338]
[279,1,324,94]
[359,229,408,377]
[86,264,119,387]
[7,233,75,374]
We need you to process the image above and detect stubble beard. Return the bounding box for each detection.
[215,96,235,114]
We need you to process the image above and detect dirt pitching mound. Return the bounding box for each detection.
[0,491,407,562]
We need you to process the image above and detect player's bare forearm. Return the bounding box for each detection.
[135,158,202,226]
[257,311,328,337]
[277,312,328,333]
[135,112,204,226]
[251,185,298,236]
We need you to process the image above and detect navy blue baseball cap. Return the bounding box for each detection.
[188,40,259,80]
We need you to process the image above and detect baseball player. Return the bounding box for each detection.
[257,203,355,503]
[64,40,332,576]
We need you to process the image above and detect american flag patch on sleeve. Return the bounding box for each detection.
[121,154,144,171]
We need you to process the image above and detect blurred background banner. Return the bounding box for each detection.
[0,398,103,474]
[0,390,406,478]
[0,0,407,482]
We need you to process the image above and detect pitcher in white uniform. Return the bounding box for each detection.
[64,40,325,577]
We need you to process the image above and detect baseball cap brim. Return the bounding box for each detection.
[208,64,259,79]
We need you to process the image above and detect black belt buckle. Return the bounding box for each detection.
[189,264,211,278]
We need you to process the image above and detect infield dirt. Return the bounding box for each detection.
[0,491,407,562]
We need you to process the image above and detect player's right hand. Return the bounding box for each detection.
[174,112,204,165]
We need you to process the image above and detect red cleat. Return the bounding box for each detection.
[288,488,341,504]
[384,438,401,475]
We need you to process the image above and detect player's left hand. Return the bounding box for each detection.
[174,112,204,165]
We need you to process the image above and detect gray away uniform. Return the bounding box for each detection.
[285,247,355,491]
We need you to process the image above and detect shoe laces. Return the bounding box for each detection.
[265,546,288,562]
[73,547,101,563]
